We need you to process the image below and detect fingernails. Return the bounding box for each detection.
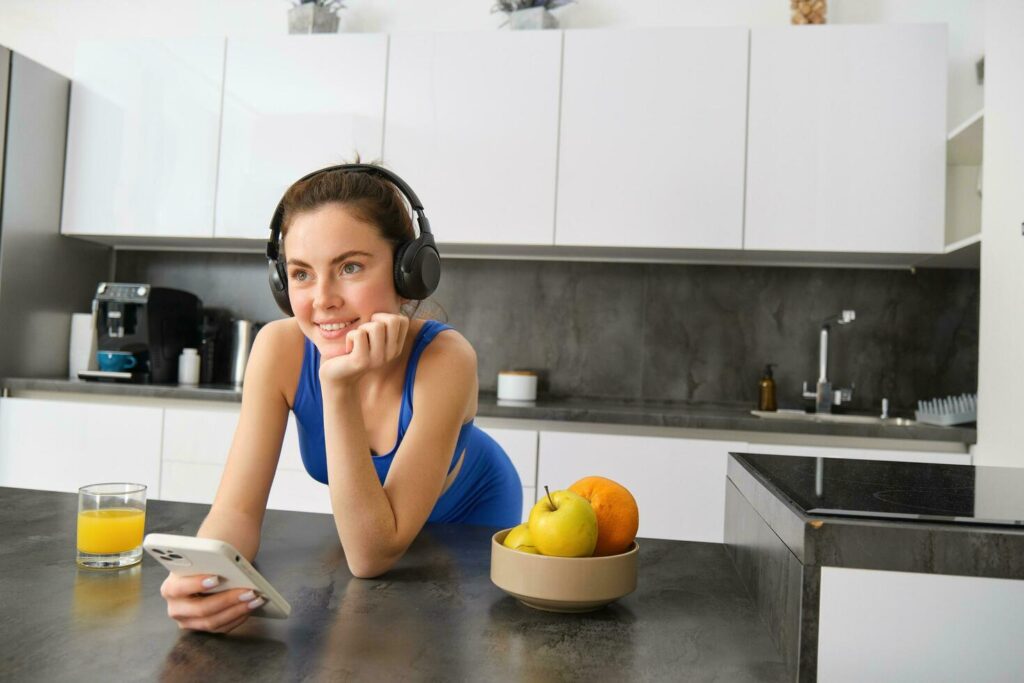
[238,590,257,602]
[247,597,266,610]
[201,576,219,589]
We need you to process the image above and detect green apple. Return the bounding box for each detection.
[502,523,539,554]
[527,487,598,557]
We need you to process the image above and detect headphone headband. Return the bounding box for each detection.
[266,163,431,261]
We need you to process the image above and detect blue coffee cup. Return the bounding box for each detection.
[97,351,138,372]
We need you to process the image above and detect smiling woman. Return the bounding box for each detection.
[157,164,522,634]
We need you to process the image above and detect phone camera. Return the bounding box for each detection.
[235,555,240,562]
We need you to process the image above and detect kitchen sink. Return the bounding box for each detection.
[750,410,916,427]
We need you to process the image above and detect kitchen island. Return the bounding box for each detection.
[726,453,1024,682]
[0,487,787,681]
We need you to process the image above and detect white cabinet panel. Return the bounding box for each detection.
[745,25,946,253]
[481,426,537,488]
[0,398,162,494]
[161,405,325,511]
[538,431,743,543]
[385,31,561,245]
[742,442,970,466]
[818,567,1024,681]
[521,486,536,524]
[215,35,388,239]
[555,27,748,249]
[62,38,225,237]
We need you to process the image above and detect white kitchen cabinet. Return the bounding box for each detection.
[555,27,749,249]
[745,25,946,254]
[161,406,331,513]
[215,35,388,239]
[61,39,225,238]
[538,431,745,543]
[0,397,162,494]
[478,426,538,523]
[384,31,561,245]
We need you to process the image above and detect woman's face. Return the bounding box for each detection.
[283,203,404,355]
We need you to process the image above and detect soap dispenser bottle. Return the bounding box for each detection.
[758,364,777,411]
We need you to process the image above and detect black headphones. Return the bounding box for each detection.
[266,164,441,317]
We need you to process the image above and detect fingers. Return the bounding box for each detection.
[161,573,221,600]
[167,587,265,633]
[176,597,258,633]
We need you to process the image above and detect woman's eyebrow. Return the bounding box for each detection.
[286,250,374,267]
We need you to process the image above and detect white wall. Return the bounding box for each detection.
[0,1,983,128]
[974,0,1024,467]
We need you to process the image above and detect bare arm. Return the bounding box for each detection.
[321,320,477,578]
[197,320,294,560]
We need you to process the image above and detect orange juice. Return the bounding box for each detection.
[77,508,145,554]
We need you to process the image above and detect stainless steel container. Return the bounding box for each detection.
[229,320,261,386]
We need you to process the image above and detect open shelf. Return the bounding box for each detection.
[947,109,983,165]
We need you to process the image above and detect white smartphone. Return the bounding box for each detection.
[143,533,291,619]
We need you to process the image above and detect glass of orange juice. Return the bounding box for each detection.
[77,483,147,569]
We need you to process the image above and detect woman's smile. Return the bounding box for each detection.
[316,318,359,339]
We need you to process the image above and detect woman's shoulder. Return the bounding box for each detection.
[415,321,477,406]
[249,318,306,405]
[420,321,476,365]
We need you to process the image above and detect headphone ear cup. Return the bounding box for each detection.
[268,258,293,316]
[394,239,441,300]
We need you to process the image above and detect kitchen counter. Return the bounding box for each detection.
[0,486,787,681]
[724,453,1024,680]
[1,376,975,444]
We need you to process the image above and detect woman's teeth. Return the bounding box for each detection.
[319,320,356,331]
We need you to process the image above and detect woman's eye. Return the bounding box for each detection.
[341,263,363,275]
[290,270,308,282]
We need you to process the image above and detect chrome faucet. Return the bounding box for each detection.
[802,310,856,413]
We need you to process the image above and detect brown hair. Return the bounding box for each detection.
[279,160,446,321]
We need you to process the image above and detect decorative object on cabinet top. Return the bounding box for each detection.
[287,0,345,34]
[492,0,575,30]
[791,0,826,25]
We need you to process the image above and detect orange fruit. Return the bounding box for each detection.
[568,476,639,556]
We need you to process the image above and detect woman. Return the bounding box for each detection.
[160,165,522,633]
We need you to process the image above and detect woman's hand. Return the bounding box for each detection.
[319,312,410,388]
[160,573,265,633]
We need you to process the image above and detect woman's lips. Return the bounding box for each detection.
[316,319,357,340]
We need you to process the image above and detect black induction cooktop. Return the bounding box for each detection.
[732,453,1024,527]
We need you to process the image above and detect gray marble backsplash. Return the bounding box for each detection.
[115,252,978,414]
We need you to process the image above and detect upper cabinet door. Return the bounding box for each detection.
[215,35,388,240]
[384,31,562,246]
[62,39,225,238]
[745,25,947,254]
[555,27,749,249]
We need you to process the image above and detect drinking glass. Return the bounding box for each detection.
[76,483,147,569]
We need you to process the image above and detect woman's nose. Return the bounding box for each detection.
[312,280,343,309]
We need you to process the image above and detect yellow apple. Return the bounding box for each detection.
[502,523,539,554]
[527,488,598,557]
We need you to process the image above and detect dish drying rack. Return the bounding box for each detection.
[915,393,977,426]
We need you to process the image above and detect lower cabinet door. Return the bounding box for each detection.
[538,431,745,543]
[161,406,331,513]
[0,397,162,494]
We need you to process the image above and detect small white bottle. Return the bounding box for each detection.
[178,348,200,386]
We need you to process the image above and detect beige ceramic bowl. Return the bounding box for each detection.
[490,528,639,612]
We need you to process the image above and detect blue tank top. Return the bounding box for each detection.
[292,320,523,526]
[292,320,474,486]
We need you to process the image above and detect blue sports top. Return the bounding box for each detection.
[291,319,522,526]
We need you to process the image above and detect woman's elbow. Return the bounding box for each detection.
[346,556,397,579]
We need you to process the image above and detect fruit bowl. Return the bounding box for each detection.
[490,528,639,613]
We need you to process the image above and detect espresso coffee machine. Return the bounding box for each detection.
[79,283,202,383]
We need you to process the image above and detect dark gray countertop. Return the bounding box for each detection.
[0,487,786,682]
[1,376,975,443]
